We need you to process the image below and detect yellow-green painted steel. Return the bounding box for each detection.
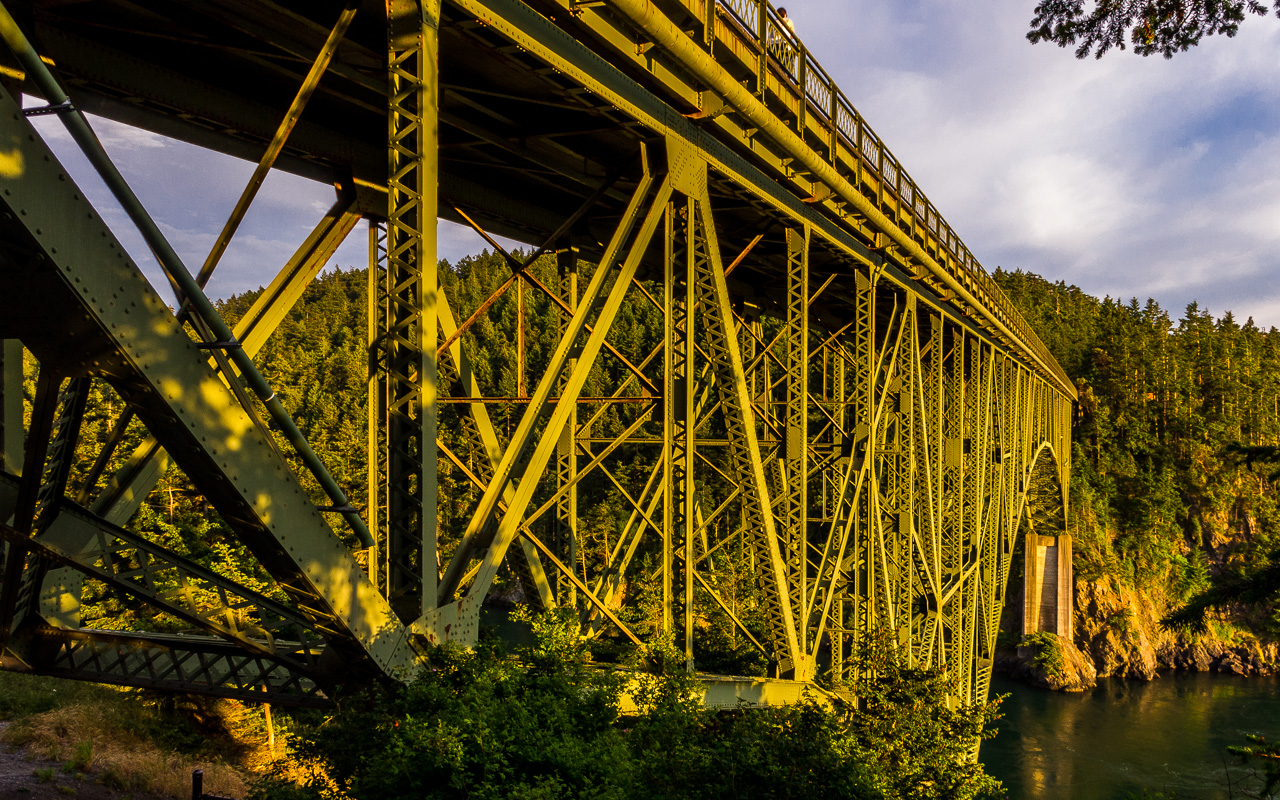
[0,0,1076,721]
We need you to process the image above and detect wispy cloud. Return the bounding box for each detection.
[794,0,1280,323]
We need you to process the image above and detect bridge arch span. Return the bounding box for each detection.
[1013,442,1073,641]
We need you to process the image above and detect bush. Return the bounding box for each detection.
[1020,632,1067,679]
[846,635,1006,800]
[252,612,1004,800]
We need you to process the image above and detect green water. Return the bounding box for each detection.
[981,672,1280,799]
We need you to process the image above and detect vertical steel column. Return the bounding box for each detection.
[662,207,677,635]
[384,0,440,617]
[681,200,697,669]
[941,327,965,675]
[783,227,808,653]
[663,197,695,661]
[828,345,846,684]
[850,270,875,651]
[889,301,914,661]
[368,221,390,596]
[957,340,989,704]
[555,243,579,607]
[517,277,526,399]
[921,312,944,668]
[0,341,20,477]
[0,340,17,638]
[906,302,939,669]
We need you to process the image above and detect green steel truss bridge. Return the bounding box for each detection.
[0,0,1075,711]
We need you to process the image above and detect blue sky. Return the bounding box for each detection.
[24,1,1280,326]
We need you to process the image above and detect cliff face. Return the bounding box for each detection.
[1073,575,1278,680]
[996,574,1276,691]
[996,518,1278,690]
[1074,577,1160,679]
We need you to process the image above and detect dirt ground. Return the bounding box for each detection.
[0,724,172,800]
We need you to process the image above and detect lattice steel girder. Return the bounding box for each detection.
[0,82,416,677]
[20,627,331,708]
[377,0,441,619]
[0,0,1080,725]
[577,0,1072,398]
[38,191,362,628]
[782,225,809,653]
[0,473,325,671]
[553,241,579,609]
[663,197,695,644]
[432,0,1080,706]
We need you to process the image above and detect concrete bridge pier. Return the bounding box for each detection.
[1023,533,1072,639]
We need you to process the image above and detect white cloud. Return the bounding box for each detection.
[997,152,1141,250]
[790,0,1280,322]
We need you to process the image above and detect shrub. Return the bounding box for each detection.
[252,612,1004,800]
[1021,631,1067,678]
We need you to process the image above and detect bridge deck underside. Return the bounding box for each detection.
[0,0,1074,708]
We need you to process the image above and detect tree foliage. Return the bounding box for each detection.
[996,268,1280,637]
[1227,733,1280,799]
[1027,0,1280,58]
[250,612,1003,800]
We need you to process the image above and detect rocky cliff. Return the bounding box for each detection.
[1074,575,1277,679]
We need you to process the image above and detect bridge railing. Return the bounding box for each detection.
[708,0,1072,396]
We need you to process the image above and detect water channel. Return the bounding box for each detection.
[981,672,1280,799]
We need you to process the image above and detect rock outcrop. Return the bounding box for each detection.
[1070,575,1277,680]
[996,633,1097,691]
[996,564,1277,690]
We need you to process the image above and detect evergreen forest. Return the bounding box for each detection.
[995,268,1280,642]
[25,252,1280,799]
[58,254,1278,673]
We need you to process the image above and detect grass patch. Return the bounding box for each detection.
[7,703,247,798]
[0,672,120,721]
[0,671,287,798]
[62,740,93,773]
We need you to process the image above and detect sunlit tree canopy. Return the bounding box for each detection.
[1028,0,1280,58]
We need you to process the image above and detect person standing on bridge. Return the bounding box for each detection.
[772,7,798,75]
[777,7,796,39]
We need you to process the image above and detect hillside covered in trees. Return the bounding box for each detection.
[995,268,1280,678]
[70,255,1278,680]
[214,258,1280,681]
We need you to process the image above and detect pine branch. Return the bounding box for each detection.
[1028,0,1280,58]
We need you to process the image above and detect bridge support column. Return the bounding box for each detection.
[379,0,441,622]
[1023,533,1072,639]
[0,341,19,478]
[782,226,809,656]
[662,193,695,661]
[554,242,579,610]
[0,341,19,617]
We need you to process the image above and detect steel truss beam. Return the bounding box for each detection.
[0,473,326,673]
[374,0,442,622]
[38,191,363,628]
[0,0,1077,723]
[0,80,416,677]
[409,0,1076,710]
[22,627,330,708]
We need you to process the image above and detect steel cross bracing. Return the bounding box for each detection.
[0,0,1074,713]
